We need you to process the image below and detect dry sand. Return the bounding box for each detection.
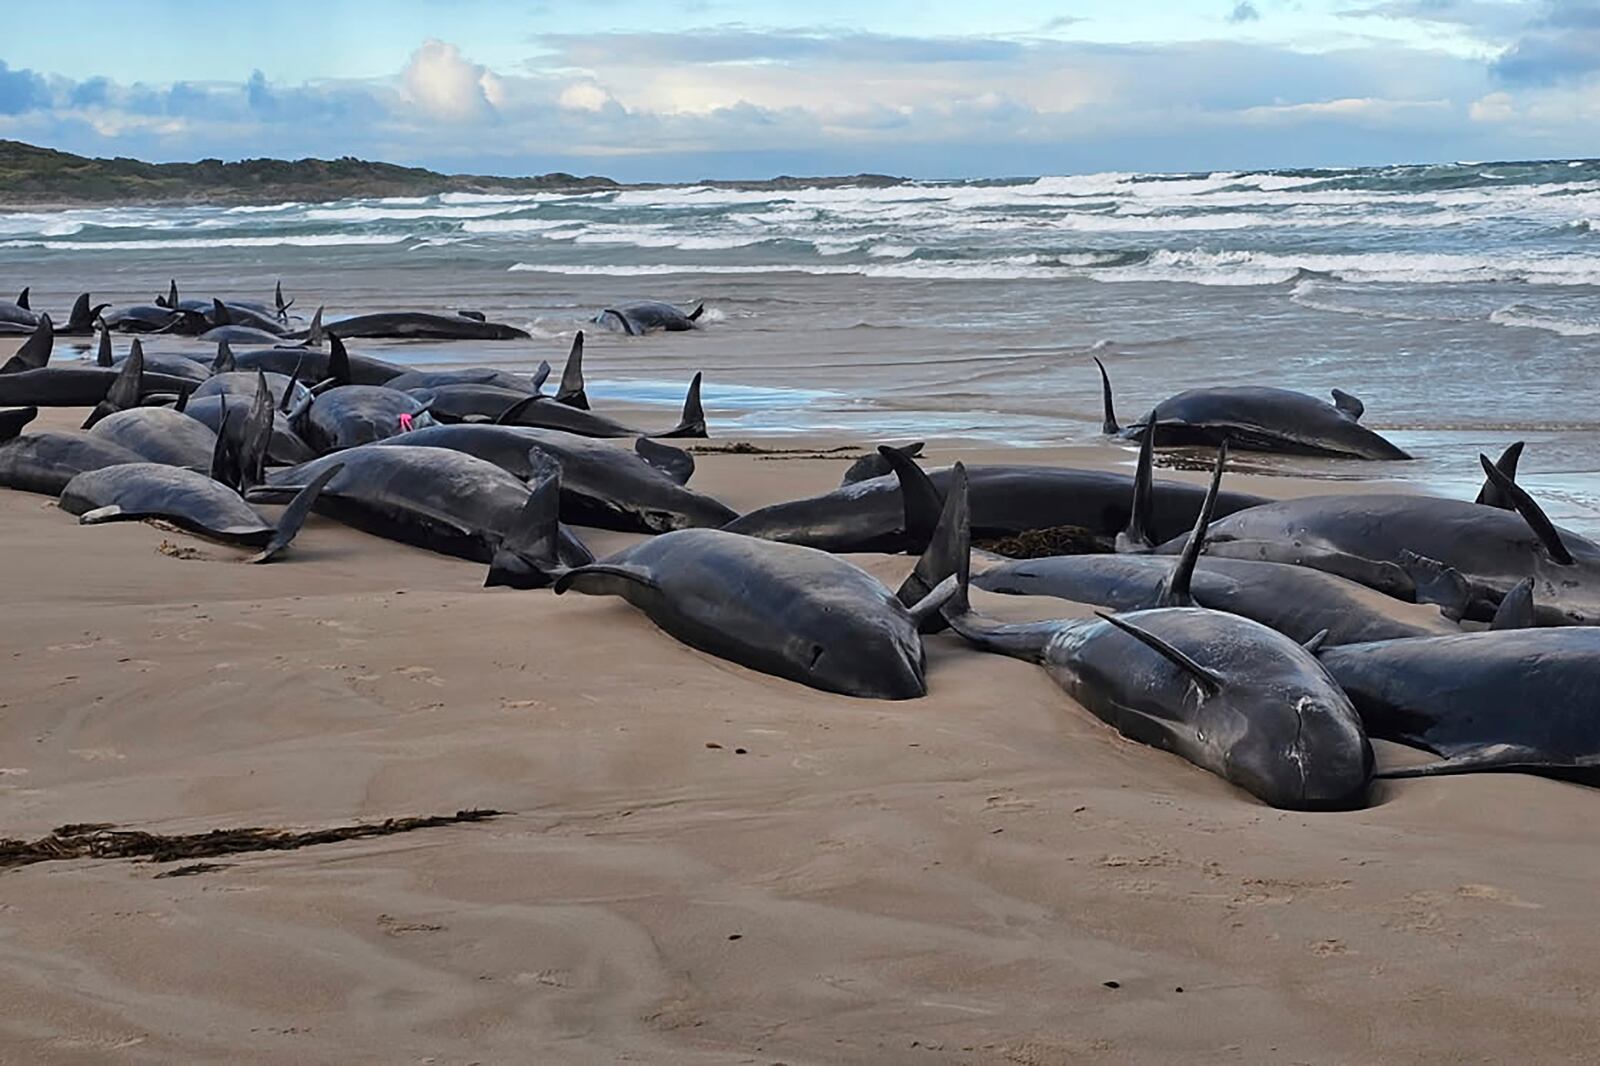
[2,399,1598,1064]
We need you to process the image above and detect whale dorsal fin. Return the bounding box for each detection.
[2,314,52,373]
[1096,611,1223,694]
[1331,389,1364,420]
[1156,441,1227,607]
[0,406,38,441]
[657,372,706,438]
[327,335,351,386]
[1490,578,1536,630]
[97,328,113,367]
[1117,418,1157,552]
[1475,441,1523,509]
[213,339,235,374]
[556,331,588,409]
[688,303,705,322]
[83,337,143,428]
[239,371,275,489]
[15,286,28,310]
[1302,629,1329,654]
[457,309,487,322]
[1094,357,1119,435]
[635,437,694,484]
[1478,453,1572,565]
[211,298,232,327]
[531,360,551,393]
[167,280,179,310]
[306,306,324,346]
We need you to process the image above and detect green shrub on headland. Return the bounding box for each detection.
[0,140,619,205]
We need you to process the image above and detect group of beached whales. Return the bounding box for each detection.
[2,280,1597,812]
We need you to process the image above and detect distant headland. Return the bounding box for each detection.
[0,139,903,207]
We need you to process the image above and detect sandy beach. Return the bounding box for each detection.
[3,392,1598,1064]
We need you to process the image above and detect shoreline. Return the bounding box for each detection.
[3,398,1597,1061]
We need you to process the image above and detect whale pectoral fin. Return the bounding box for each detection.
[635,437,695,484]
[1096,611,1224,694]
[1378,745,1600,783]
[1302,629,1329,654]
[0,406,38,441]
[1330,389,1364,420]
[1395,550,1473,621]
[79,505,127,525]
[1477,454,1573,565]
[1475,441,1523,508]
[250,463,342,563]
[531,360,552,394]
[552,563,659,599]
[1489,577,1536,630]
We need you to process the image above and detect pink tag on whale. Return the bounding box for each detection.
[397,412,414,432]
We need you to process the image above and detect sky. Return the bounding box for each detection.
[0,1,1596,180]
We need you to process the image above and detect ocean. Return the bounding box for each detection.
[3,158,1599,531]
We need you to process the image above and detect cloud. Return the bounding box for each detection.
[0,27,1593,180]
[401,39,502,120]
[1228,2,1262,23]
[0,60,50,115]
[1491,1,1600,83]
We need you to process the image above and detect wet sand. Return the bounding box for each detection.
[2,394,1598,1064]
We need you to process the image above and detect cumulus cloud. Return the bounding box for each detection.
[1228,2,1262,23]
[401,39,502,120]
[0,26,1594,179]
[1491,0,1600,83]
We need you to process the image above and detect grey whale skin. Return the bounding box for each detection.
[250,444,593,566]
[326,311,530,340]
[58,461,338,561]
[553,528,932,700]
[975,553,1457,647]
[1176,462,1600,625]
[0,407,148,495]
[725,463,1268,554]
[1320,627,1600,782]
[376,424,736,533]
[1096,359,1410,460]
[936,458,1373,810]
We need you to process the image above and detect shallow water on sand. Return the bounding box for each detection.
[4,162,1599,534]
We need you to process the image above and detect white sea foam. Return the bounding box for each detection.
[0,234,408,251]
[1489,305,1600,336]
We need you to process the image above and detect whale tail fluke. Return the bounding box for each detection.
[251,462,341,563]
[485,450,570,590]
[892,454,971,633]
[1475,441,1524,509]
[688,303,705,322]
